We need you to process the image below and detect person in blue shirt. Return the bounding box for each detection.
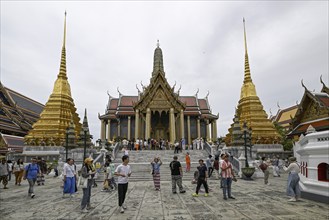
[23,158,41,198]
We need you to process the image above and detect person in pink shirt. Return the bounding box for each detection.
[220,154,236,200]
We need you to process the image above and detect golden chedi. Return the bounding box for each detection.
[25,12,81,146]
[227,18,280,145]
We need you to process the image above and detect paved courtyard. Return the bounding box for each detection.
[0,172,328,220]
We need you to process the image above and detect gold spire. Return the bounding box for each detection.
[25,12,82,146]
[240,18,257,99]
[152,40,164,76]
[226,18,280,145]
[243,18,252,84]
[58,11,67,80]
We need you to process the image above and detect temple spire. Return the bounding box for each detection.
[243,18,252,84]
[152,40,164,76]
[58,11,67,79]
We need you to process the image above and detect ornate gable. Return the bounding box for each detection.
[134,45,185,113]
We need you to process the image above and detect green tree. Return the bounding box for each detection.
[274,122,293,151]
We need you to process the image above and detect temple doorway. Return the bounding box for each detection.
[150,110,169,141]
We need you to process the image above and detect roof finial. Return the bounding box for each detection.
[277,101,281,109]
[243,17,248,54]
[63,11,67,47]
[157,39,160,48]
[301,79,308,90]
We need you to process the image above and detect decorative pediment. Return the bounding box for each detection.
[134,68,185,113]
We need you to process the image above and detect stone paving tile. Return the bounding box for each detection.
[1,173,329,220]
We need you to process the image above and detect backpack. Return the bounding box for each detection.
[259,162,268,171]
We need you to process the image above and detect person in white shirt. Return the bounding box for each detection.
[283,157,301,202]
[63,158,77,198]
[115,155,132,213]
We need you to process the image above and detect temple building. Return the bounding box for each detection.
[0,83,44,154]
[99,42,218,145]
[226,19,280,145]
[288,77,329,140]
[270,104,298,131]
[24,13,82,146]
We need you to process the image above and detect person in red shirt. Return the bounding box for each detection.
[185,152,191,172]
[220,154,236,200]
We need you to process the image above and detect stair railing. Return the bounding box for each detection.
[204,141,212,155]
[112,142,122,159]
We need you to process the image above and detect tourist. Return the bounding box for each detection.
[6,160,13,181]
[101,162,110,192]
[23,158,41,198]
[174,141,179,154]
[181,138,186,151]
[151,157,162,190]
[0,157,9,189]
[259,157,270,185]
[63,158,76,198]
[200,138,204,150]
[135,138,140,151]
[169,156,186,194]
[36,158,46,186]
[123,146,129,156]
[108,158,117,190]
[81,157,95,213]
[206,155,214,178]
[144,139,148,150]
[219,154,225,188]
[213,156,220,179]
[114,155,132,213]
[192,159,209,197]
[14,158,25,186]
[221,154,236,200]
[272,156,280,177]
[283,157,301,202]
[185,152,191,172]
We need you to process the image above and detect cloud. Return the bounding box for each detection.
[1,1,328,140]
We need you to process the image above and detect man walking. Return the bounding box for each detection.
[23,158,41,198]
[114,155,132,213]
[192,159,209,197]
[0,157,9,189]
[169,156,186,194]
[221,154,236,200]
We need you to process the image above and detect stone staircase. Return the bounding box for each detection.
[96,149,210,182]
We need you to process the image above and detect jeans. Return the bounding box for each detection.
[81,180,92,209]
[264,170,269,184]
[28,178,36,195]
[208,167,214,178]
[222,177,232,198]
[118,183,128,207]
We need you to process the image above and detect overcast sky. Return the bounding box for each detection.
[1,1,328,141]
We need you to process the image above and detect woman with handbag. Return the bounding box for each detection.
[151,157,162,191]
[14,159,24,186]
[80,158,95,213]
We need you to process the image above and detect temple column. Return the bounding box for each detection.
[100,120,105,141]
[135,109,139,140]
[170,108,176,143]
[127,116,131,140]
[206,119,210,142]
[145,108,151,140]
[117,119,121,137]
[197,118,201,138]
[107,120,111,140]
[211,120,215,142]
[187,116,191,145]
[180,109,184,139]
[213,120,218,141]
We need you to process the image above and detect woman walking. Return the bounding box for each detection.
[151,157,162,190]
[80,158,95,213]
[14,159,24,186]
[283,157,301,202]
[63,158,76,198]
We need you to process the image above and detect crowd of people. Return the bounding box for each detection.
[0,148,302,215]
